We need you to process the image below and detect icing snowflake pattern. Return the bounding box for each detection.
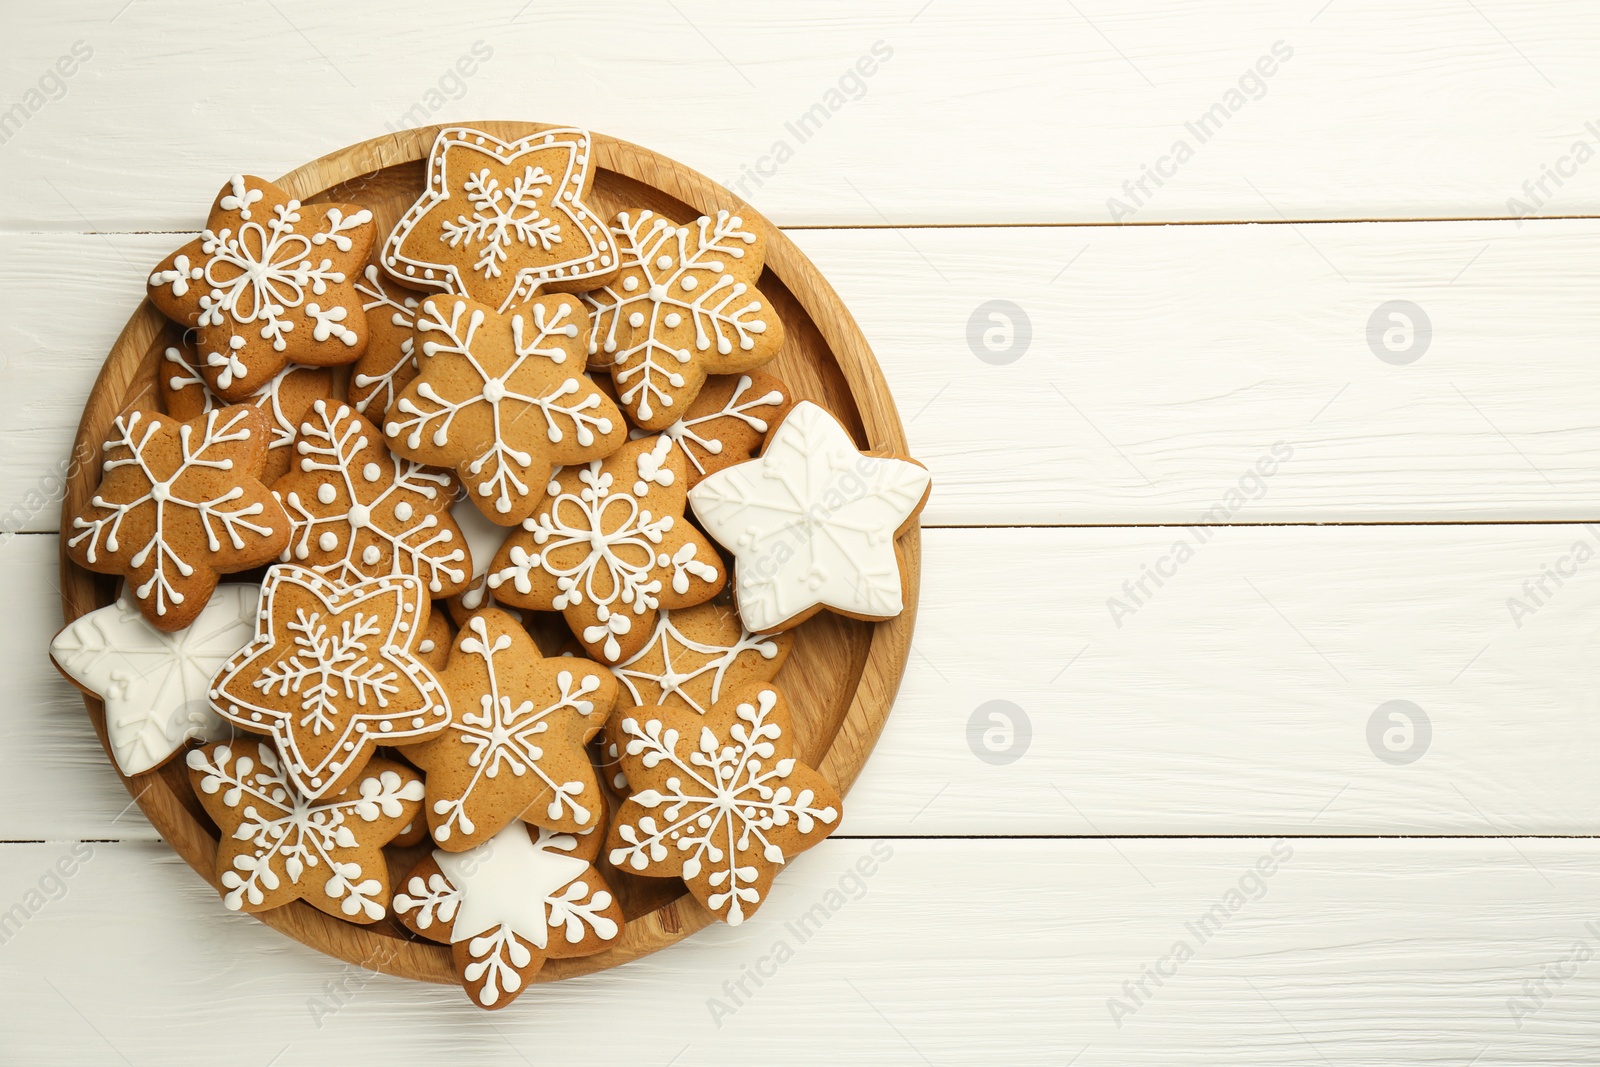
[384,295,625,525]
[382,127,616,312]
[349,265,422,418]
[649,372,788,483]
[147,175,374,400]
[608,687,840,925]
[406,611,612,847]
[687,401,931,632]
[393,823,622,1009]
[585,209,783,428]
[66,406,288,630]
[49,586,258,775]
[276,400,469,596]
[187,740,422,919]
[487,436,724,663]
[210,566,451,800]
[613,606,784,716]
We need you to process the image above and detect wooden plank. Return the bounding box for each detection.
[4,837,1599,1063]
[3,1,1600,229]
[14,523,1600,841]
[7,220,1600,530]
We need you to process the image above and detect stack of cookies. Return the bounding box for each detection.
[49,126,930,1010]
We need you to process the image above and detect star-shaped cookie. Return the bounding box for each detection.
[486,435,727,663]
[607,683,841,926]
[66,405,291,631]
[274,399,471,596]
[147,174,376,400]
[383,294,626,526]
[159,339,335,484]
[348,264,426,419]
[187,739,423,920]
[209,564,451,800]
[399,607,618,849]
[50,585,259,775]
[645,371,793,489]
[687,401,931,632]
[382,126,618,311]
[393,821,624,1009]
[584,209,785,429]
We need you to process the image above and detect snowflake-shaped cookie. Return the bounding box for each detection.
[640,370,792,489]
[688,401,931,632]
[147,175,376,400]
[66,406,291,631]
[50,586,258,776]
[400,608,617,849]
[608,684,840,926]
[160,340,335,484]
[209,565,451,801]
[274,399,470,596]
[394,821,623,1009]
[187,740,423,920]
[348,264,425,419]
[383,294,626,526]
[486,435,726,663]
[584,209,785,429]
[382,127,618,312]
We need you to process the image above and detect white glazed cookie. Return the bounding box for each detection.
[383,294,627,526]
[584,209,785,430]
[147,175,376,400]
[687,400,931,632]
[50,586,259,775]
[274,399,471,597]
[209,564,451,801]
[382,126,618,311]
[393,821,624,1009]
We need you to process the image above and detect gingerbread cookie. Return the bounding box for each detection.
[400,608,617,848]
[415,608,454,672]
[446,493,514,620]
[160,341,335,484]
[274,399,471,597]
[384,294,626,525]
[209,565,451,801]
[394,821,623,1009]
[349,264,425,419]
[50,585,258,776]
[584,209,785,429]
[187,739,423,920]
[66,406,291,631]
[645,371,792,489]
[147,175,376,400]
[382,126,618,311]
[612,602,791,715]
[607,684,840,925]
[486,435,726,663]
[687,400,931,632]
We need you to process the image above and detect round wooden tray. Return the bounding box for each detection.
[57,122,920,984]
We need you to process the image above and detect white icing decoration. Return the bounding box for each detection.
[428,615,602,841]
[67,408,279,617]
[50,586,258,775]
[187,740,421,916]
[162,346,320,462]
[210,566,450,801]
[382,127,614,312]
[385,297,613,517]
[687,402,929,631]
[279,400,466,593]
[395,823,617,1007]
[451,494,513,611]
[612,607,780,716]
[637,374,785,477]
[610,689,838,925]
[486,451,719,662]
[350,265,421,417]
[583,210,769,422]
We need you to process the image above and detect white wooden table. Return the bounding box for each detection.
[5,2,1600,1062]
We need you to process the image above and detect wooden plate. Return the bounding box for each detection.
[56,122,920,984]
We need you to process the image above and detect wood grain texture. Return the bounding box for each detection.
[4,1,1599,229]
[16,523,1600,841]
[5,838,1600,1065]
[51,124,919,983]
[9,219,1600,529]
